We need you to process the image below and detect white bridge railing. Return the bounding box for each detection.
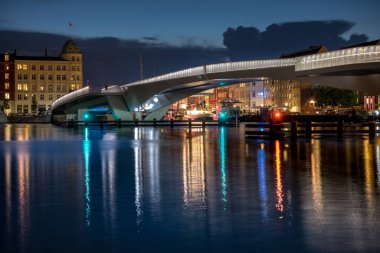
[206,58,295,74]
[295,45,380,71]
[126,58,295,87]
[51,86,90,111]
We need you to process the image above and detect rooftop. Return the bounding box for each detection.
[279,46,328,59]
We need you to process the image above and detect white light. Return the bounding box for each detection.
[134,108,138,112]
[153,97,158,103]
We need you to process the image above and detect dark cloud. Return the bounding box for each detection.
[142,37,159,41]
[0,30,227,86]
[223,20,369,60]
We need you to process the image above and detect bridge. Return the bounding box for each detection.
[52,45,380,121]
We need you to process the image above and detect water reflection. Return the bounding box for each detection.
[220,127,227,207]
[363,139,375,208]
[83,128,91,226]
[182,130,206,209]
[1,125,380,253]
[4,124,11,141]
[311,139,323,218]
[17,144,30,250]
[258,143,268,218]
[134,128,144,226]
[376,142,380,186]
[5,147,12,238]
[101,140,117,230]
[274,140,284,214]
[16,124,31,141]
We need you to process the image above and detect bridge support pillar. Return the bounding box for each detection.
[107,95,133,120]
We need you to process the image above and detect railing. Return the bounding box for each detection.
[59,119,227,128]
[126,66,205,86]
[295,45,380,71]
[51,86,90,111]
[125,59,296,87]
[206,59,295,74]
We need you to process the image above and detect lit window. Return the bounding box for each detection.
[71,84,76,91]
[5,93,10,99]
[4,54,9,61]
[5,64,9,70]
[17,84,22,90]
[23,84,28,91]
[5,83,9,89]
[17,64,22,70]
[22,64,28,70]
[71,75,75,81]
[40,85,44,91]
[5,73,10,80]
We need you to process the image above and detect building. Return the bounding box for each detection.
[263,79,316,113]
[0,53,15,111]
[1,39,83,114]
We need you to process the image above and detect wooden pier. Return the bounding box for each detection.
[245,120,379,139]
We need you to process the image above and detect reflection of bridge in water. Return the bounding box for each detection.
[52,45,380,121]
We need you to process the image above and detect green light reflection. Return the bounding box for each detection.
[220,127,227,207]
[83,127,91,226]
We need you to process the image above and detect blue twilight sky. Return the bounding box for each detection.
[1,0,379,46]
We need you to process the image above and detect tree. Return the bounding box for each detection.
[2,99,10,110]
[314,86,358,108]
[31,95,38,114]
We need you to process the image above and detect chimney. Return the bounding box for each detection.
[45,49,48,57]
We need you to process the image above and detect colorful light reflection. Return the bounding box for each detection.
[83,127,91,226]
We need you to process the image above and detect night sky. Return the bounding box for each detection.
[1,0,379,85]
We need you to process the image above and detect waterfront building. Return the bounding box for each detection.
[1,39,83,114]
[263,79,316,113]
[0,53,15,112]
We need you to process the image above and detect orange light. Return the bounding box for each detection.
[275,113,280,118]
